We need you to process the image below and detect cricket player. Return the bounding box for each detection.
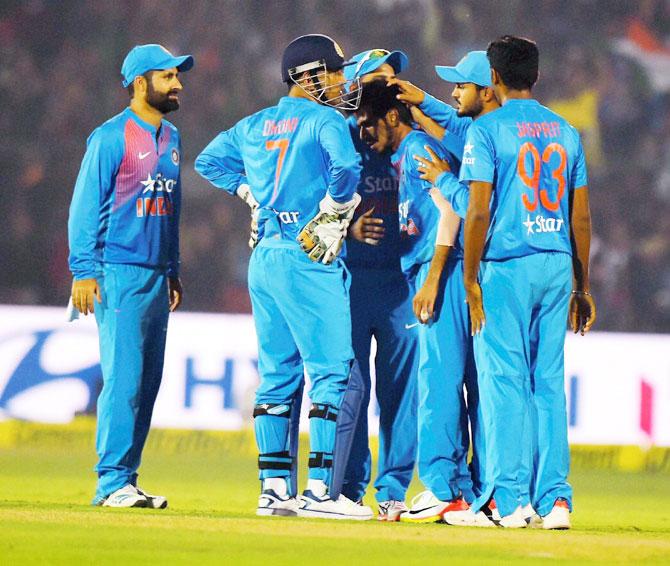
[460,36,596,529]
[356,80,473,525]
[68,44,193,507]
[339,49,419,522]
[195,34,373,520]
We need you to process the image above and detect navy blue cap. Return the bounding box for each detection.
[344,49,409,81]
[121,44,194,88]
[435,51,491,87]
[281,34,350,83]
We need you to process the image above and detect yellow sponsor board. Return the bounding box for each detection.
[2,419,669,473]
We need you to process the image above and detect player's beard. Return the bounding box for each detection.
[457,98,484,119]
[146,82,179,114]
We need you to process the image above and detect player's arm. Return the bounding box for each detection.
[568,137,596,334]
[194,126,247,195]
[68,128,121,315]
[410,106,445,141]
[195,125,260,248]
[463,181,491,335]
[410,141,459,321]
[413,188,459,323]
[297,115,362,264]
[167,139,183,312]
[389,78,472,140]
[319,114,362,203]
[460,124,495,335]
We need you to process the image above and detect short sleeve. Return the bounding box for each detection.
[458,122,495,184]
[571,136,588,190]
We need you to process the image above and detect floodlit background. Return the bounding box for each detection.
[1,4,670,562]
[0,0,668,332]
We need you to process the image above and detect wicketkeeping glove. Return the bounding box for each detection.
[236,183,260,249]
[297,193,362,264]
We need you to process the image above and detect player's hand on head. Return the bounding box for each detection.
[415,145,451,186]
[348,207,385,245]
[71,278,101,316]
[386,78,425,106]
[569,291,596,336]
[413,281,438,324]
[464,281,486,336]
[168,277,183,312]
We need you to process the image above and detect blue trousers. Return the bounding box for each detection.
[415,257,482,503]
[472,252,572,517]
[342,268,418,503]
[248,240,354,485]
[93,263,169,502]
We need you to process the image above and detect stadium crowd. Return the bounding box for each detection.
[1,0,668,332]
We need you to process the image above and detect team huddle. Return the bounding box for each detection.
[68,34,595,530]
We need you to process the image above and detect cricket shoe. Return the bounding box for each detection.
[377,500,407,522]
[541,498,571,530]
[298,487,373,520]
[136,486,168,509]
[257,489,299,517]
[399,491,470,524]
[498,505,528,528]
[99,485,148,508]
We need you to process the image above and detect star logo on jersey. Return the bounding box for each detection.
[140,173,156,193]
[523,214,535,235]
[463,142,474,155]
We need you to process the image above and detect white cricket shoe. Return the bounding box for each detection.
[457,509,497,527]
[399,490,470,524]
[101,485,148,508]
[542,499,571,530]
[257,489,299,517]
[136,486,168,509]
[297,481,373,520]
[377,500,407,522]
[498,505,528,528]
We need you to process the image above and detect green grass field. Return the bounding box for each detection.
[1,421,670,565]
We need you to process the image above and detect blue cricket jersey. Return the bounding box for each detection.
[68,107,182,280]
[345,115,402,271]
[195,96,361,245]
[392,129,460,276]
[459,99,588,261]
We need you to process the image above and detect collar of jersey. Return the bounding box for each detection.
[280,95,319,105]
[124,107,162,134]
[391,129,419,163]
[503,98,539,107]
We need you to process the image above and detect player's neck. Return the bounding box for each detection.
[476,102,500,119]
[129,98,164,129]
[391,123,413,152]
[499,88,534,104]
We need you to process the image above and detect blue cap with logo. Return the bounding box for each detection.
[344,49,409,81]
[281,34,353,83]
[121,44,194,88]
[434,50,491,87]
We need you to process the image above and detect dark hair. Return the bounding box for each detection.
[486,35,539,91]
[358,79,412,125]
[127,71,154,98]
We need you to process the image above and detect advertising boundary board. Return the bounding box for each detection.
[0,305,668,446]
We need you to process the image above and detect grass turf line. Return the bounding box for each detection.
[1,423,670,564]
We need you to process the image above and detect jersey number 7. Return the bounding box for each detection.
[517,142,567,212]
[266,138,289,205]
